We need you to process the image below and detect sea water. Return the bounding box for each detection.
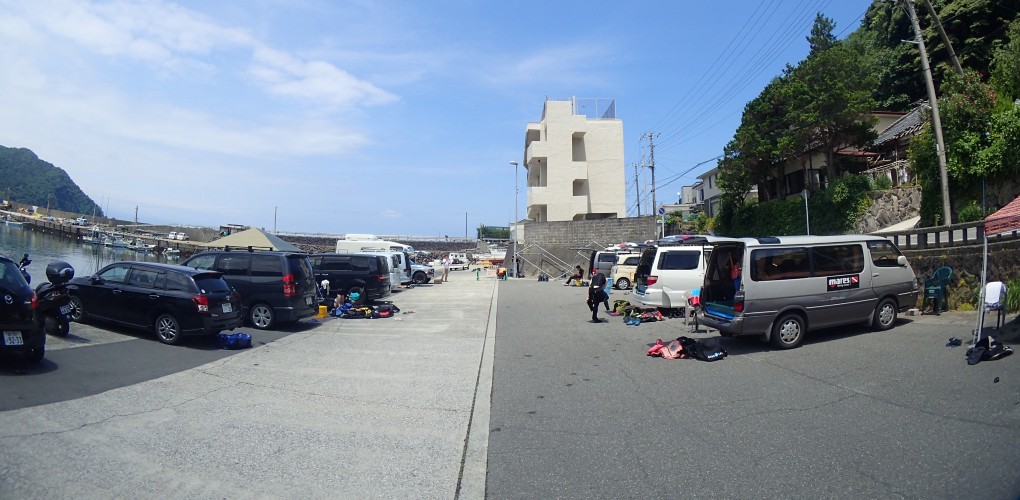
[0,223,173,282]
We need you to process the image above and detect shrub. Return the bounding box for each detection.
[872,175,893,190]
[957,200,988,223]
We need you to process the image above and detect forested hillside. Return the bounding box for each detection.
[0,146,102,216]
[714,0,1020,236]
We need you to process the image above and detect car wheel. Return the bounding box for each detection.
[872,298,897,331]
[770,313,805,349]
[68,295,86,322]
[249,303,275,330]
[412,271,428,284]
[24,343,44,364]
[155,313,184,345]
[615,277,631,290]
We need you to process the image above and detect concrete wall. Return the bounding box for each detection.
[516,216,656,277]
[907,237,1020,312]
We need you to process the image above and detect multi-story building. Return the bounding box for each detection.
[523,98,626,222]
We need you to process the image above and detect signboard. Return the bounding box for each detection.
[826,274,860,291]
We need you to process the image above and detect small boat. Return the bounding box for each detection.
[1,215,24,226]
[106,236,131,248]
[128,239,155,252]
[163,247,181,257]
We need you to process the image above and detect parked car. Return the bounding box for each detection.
[588,248,641,280]
[74,217,89,226]
[633,235,735,309]
[698,235,920,349]
[409,261,435,284]
[609,254,642,290]
[0,253,45,362]
[309,253,392,302]
[182,249,318,330]
[67,262,242,345]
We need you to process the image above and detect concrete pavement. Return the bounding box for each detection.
[0,270,499,499]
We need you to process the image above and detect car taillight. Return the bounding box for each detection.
[733,290,745,313]
[647,275,658,286]
[30,291,38,310]
[377,275,387,282]
[283,273,296,296]
[193,294,209,313]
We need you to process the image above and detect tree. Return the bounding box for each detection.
[807,12,837,55]
[786,42,879,182]
[990,18,1020,102]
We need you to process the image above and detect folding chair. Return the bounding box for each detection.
[984,281,1007,329]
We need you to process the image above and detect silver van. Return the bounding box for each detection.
[698,235,919,349]
[632,235,736,309]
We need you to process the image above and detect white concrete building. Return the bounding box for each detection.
[523,98,626,222]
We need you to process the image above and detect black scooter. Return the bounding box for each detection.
[33,259,75,337]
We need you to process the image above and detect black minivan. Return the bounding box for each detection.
[310,253,392,303]
[183,250,318,330]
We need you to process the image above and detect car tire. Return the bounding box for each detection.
[24,343,44,364]
[770,313,805,349]
[872,298,897,331]
[412,271,429,284]
[68,295,86,322]
[615,277,631,290]
[155,313,183,345]
[249,303,275,330]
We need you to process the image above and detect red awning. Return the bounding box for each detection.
[984,195,1020,235]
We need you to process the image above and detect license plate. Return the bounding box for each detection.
[60,304,72,314]
[3,331,24,346]
[222,303,232,313]
[305,296,313,306]
[636,285,647,294]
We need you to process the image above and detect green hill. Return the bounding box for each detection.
[0,146,102,217]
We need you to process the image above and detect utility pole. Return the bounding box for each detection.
[903,0,952,226]
[273,206,278,234]
[134,206,138,225]
[633,164,642,216]
[642,132,659,215]
[922,0,964,77]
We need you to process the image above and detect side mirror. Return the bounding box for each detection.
[897,255,908,267]
[90,276,104,285]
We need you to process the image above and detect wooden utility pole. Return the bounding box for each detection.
[903,0,952,226]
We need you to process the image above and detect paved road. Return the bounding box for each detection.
[2,274,1018,499]
[0,272,496,499]
[486,281,1020,499]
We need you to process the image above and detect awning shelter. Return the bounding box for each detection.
[196,227,303,252]
[973,195,1020,345]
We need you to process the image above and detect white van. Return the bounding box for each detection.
[335,239,411,290]
[698,235,920,349]
[632,235,734,309]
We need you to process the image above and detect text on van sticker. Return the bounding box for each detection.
[827,274,860,291]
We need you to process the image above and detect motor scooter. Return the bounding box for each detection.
[34,260,75,337]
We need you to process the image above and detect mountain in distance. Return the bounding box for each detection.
[0,145,102,217]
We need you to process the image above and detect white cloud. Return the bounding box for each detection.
[480,42,614,87]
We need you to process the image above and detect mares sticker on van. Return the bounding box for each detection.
[827,274,860,291]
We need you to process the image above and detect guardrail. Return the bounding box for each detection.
[875,220,1019,249]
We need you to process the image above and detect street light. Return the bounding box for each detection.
[510,160,519,278]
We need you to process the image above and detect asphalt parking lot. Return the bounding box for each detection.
[1,274,1018,499]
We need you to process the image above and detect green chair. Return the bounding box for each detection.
[923,266,952,315]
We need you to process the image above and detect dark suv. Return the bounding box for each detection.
[183,249,318,330]
[67,262,242,345]
[0,253,44,363]
[310,253,392,302]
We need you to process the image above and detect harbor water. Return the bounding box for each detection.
[0,223,179,282]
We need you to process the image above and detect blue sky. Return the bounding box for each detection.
[0,0,872,237]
